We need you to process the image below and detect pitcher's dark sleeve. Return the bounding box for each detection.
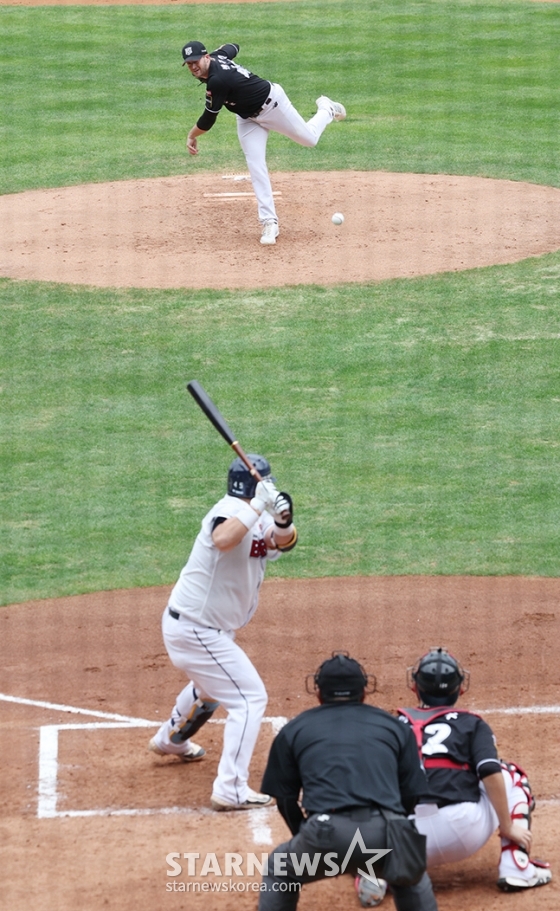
[211,43,239,60]
[196,70,230,131]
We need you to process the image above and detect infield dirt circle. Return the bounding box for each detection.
[2,171,560,288]
[2,6,560,904]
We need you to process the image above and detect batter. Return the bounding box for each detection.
[182,40,346,244]
[149,454,297,810]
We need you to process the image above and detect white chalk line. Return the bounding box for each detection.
[36,719,283,826]
[1,693,285,824]
[481,705,560,715]
[247,806,276,846]
[0,692,287,729]
[5,691,559,724]
[202,191,282,198]
[0,692,154,725]
[3,692,557,827]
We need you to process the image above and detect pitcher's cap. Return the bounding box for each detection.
[182,41,208,65]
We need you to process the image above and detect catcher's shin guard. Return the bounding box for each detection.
[501,760,535,812]
[499,759,535,878]
[170,697,220,745]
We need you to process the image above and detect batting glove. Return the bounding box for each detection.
[251,480,279,515]
[273,492,293,527]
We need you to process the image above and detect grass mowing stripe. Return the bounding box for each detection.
[0,0,559,192]
[1,254,559,604]
[1,1,559,601]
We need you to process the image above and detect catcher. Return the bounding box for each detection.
[356,648,552,907]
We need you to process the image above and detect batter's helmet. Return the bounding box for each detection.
[407,647,469,707]
[308,651,376,703]
[227,454,273,500]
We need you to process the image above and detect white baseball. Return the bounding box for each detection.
[331,212,344,225]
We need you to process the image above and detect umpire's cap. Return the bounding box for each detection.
[182,41,208,64]
[310,652,375,703]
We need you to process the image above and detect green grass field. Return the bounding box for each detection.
[1,0,559,604]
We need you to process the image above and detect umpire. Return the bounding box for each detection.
[258,653,438,911]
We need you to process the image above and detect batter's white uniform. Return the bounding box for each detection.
[152,494,281,805]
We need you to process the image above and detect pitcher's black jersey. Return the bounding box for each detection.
[398,706,502,806]
[196,44,271,130]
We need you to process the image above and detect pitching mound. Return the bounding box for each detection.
[2,171,560,289]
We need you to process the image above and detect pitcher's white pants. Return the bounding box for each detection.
[414,767,535,882]
[237,82,333,224]
[154,609,267,805]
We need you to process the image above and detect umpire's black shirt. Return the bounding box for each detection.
[261,702,430,816]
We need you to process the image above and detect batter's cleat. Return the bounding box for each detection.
[148,736,206,762]
[316,95,347,121]
[260,220,279,245]
[210,788,275,811]
[355,874,388,907]
[497,859,552,892]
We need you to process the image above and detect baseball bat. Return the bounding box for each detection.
[186,380,264,482]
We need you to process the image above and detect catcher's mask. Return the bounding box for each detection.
[307,651,376,703]
[407,647,470,707]
[227,454,274,500]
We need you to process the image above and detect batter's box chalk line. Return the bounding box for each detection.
[3,694,559,820]
[203,192,282,198]
[0,694,286,825]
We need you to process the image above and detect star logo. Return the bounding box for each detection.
[339,828,392,887]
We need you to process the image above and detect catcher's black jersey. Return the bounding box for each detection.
[196,44,271,131]
[261,702,431,816]
[397,706,502,806]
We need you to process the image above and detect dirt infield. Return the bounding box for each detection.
[2,171,560,289]
[1,575,559,910]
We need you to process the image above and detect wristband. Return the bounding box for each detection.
[236,502,260,530]
[274,521,294,537]
[275,526,298,552]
